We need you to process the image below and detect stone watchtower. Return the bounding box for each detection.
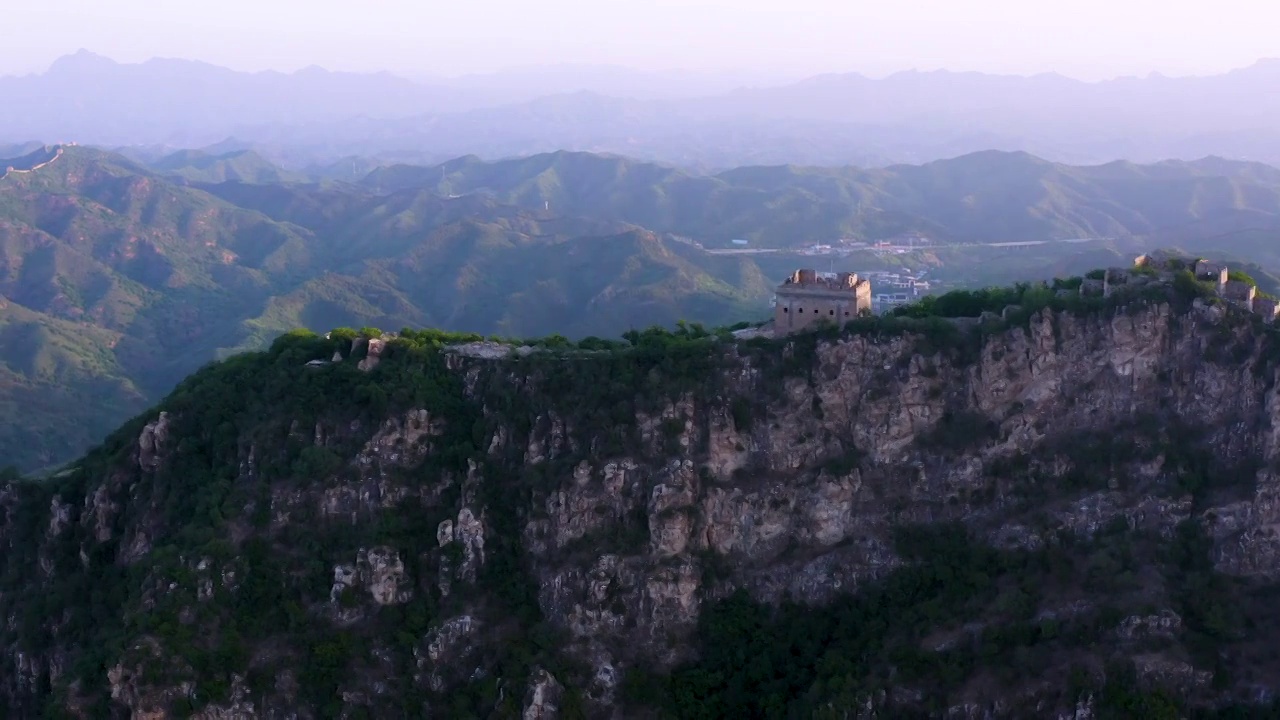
[1194,259,1229,292]
[773,269,872,336]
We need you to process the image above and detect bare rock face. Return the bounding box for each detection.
[522,667,564,720]
[331,564,358,601]
[416,615,481,691]
[360,546,412,605]
[357,337,387,372]
[1133,654,1214,690]
[1117,610,1183,641]
[436,506,486,598]
[83,480,118,542]
[642,558,701,645]
[46,495,72,538]
[705,407,751,480]
[648,461,699,557]
[454,508,486,581]
[331,547,412,609]
[525,458,640,555]
[18,300,1280,716]
[543,554,639,641]
[10,651,55,699]
[107,642,194,720]
[313,409,443,522]
[137,411,170,472]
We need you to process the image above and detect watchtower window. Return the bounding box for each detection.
[844,311,850,316]
[829,309,834,316]
[783,307,789,312]
[798,307,803,313]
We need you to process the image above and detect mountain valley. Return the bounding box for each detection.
[6,143,1280,472]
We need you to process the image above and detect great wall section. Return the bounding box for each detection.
[0,144,67,180]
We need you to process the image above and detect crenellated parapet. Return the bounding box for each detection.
[1132,253,1278,323]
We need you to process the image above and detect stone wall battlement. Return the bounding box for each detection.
[1128,253,1279,322]
[0,146,64,180]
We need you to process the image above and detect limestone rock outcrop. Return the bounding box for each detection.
[10,300,1280,717]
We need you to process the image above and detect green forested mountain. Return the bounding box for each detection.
[362,149,1280,247]
[149,149,309,184]
[0,146,778,470]
[0,146,318,470]
[4,143,1280,471]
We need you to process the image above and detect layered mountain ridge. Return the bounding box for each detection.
[7,52,1280,166]
[6,142,1280,474]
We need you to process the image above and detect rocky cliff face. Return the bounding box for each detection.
[5,298,1280,717]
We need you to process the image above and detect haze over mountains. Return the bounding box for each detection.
[5,51,1280,168]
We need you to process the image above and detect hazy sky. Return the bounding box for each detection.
[3,0,1277,80]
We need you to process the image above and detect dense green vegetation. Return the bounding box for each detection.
[5,142,1280,483]
[623,522,1274,720]
[886,267,1220,326]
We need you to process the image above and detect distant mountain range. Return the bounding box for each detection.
[129,145,1280,247]
[4,52,1280,168]
[361,149,1280,248]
